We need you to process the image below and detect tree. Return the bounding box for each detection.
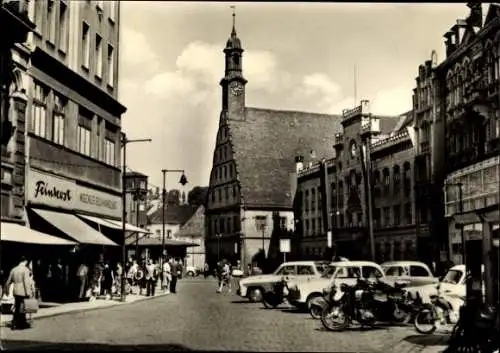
[166,189,180,206]
[188,186,209,206]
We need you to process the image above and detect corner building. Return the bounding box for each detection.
[437,3,500,305]
[205,20,343,269]
[23,1,126,252]
[297,102,419,261]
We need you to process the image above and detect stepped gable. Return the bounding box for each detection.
[228,107,342,209]
[148,204,198,226]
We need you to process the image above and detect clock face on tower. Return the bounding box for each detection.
[229,81,244,96]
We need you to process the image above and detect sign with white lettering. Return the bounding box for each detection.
[27,169,122,218]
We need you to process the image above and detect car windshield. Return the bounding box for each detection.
[321,265,337,279]
[442,269,463,284]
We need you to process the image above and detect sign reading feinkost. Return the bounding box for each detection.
[27,169,122,218]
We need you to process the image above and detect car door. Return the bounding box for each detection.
[297,265,316,280]
[277,264,298,278]
[409,265,436,287]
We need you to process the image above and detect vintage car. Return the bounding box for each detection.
[406,264,486,313]
[381,261,439,288]
[286,260,385,311]
[237,261,329,302]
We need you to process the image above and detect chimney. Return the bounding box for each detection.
[466,2,483,28]
[295,155,304,173]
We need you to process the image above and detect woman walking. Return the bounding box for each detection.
[101,262,114,300]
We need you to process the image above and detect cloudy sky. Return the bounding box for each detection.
[118,2,471,191]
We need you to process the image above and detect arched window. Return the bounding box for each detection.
[223,165,227,179]
[403,162,411,196]
[393,165,401,195]
[311,188,316,210]
[304,190,309,212]
[383,168,390,195]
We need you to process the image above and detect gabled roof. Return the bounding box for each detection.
[148,205,198,226]
[484,3,500,27]
[175,205,205,238]
[391,110,414,133]
[377,115,403,134]
[228,107,343,208]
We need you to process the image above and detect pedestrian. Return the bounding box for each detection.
[76,261,89,302]
[136,261,146,296]
[203,263,210,279]
[217,259,231,294]
[127,260,138,294]
[4,256,34,330]
[162,257,171,294]
[169,258,179,294]
[145,259,157,297]
[246,264,252,277]
[53,259,64,302]
[102,262,114,300]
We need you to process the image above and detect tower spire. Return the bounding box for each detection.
[230,5,237,36]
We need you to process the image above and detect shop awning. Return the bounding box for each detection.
[1,222,77,245]
[32,209,118,246]
[103,219,150,234]
[77,214,122,230]
[125,236,199,247]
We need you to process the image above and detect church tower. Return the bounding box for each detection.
[220,9,247,118]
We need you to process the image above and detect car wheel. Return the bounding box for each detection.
[186,271,195,277]
[248,288,263,302]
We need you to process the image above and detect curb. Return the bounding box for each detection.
[0,292,169,327]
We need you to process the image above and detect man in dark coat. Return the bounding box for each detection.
[169,258,179,294]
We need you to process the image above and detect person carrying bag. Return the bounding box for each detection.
[4,256,37,330]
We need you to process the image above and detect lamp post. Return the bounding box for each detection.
[120,133,151,303]
[160,169,188,288]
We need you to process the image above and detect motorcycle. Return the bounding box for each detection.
[262,278,288,309]
[309,285,343,320]
[444,304,499,353]
[413,283,463,334]
[321,278,412,331]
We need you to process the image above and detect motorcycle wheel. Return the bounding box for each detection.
[309,304,323,320]
[414,307,437,334]
[391,304,412,324]
[321,305,349,331]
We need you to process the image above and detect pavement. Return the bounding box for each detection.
[0,283,169,327]
[0,277,452,352]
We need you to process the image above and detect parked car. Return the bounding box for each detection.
[185,265,200,277]
[381,261,439,288]
[286,260,385,312]
[237,261,329,303]
[406,264,485,313]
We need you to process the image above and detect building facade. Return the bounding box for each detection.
[412,54,441,268]
[205,17,343,270]
[297,102,419,262]
[23,0,126,246]
[176,205,206,269]
[1,0,34,223]
[437,3,500,304]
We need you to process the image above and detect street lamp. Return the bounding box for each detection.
[121,133,152,302]
[160,169,188,288]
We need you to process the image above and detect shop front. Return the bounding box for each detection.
[24,168,126,302]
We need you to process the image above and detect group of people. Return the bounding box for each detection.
[125,257,183,296]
